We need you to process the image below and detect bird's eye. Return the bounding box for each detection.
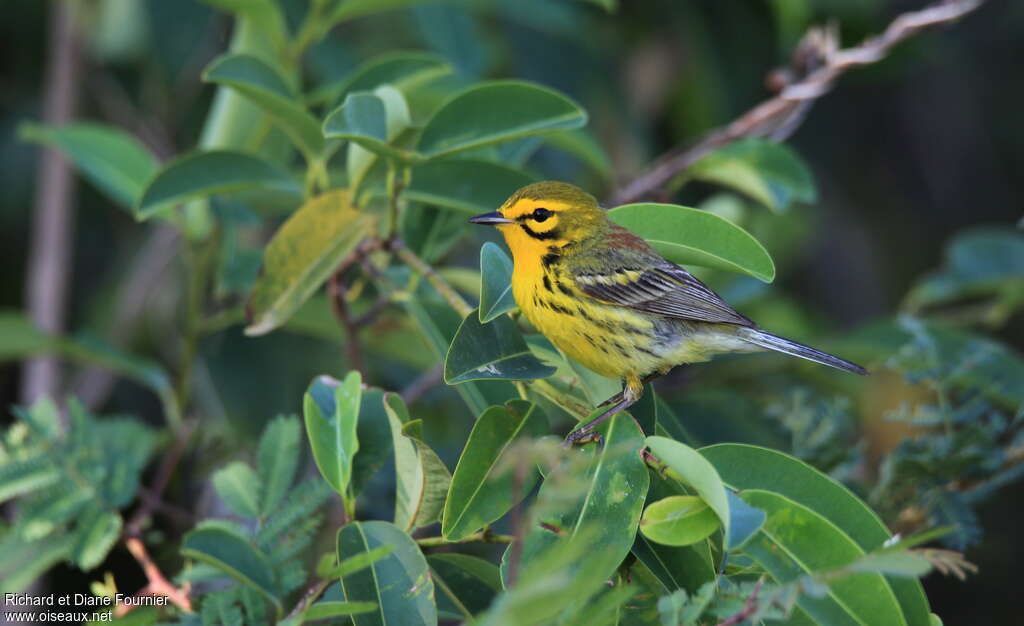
[531,208,553,222]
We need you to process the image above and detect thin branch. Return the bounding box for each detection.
[400,364,443,405]
[611,0,985,206]
[328,271,366,373]
[415,531,514,547]
[21,0,83,404]
[715,578,764,626]
[126,420,197,537]
[390,239,474,318]
[117,537,192,615]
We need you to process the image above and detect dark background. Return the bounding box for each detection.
[2,0,1021,622]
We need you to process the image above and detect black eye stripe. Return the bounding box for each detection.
[521,224,560,240]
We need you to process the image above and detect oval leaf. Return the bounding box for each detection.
[444,312,557,384]
[646,436,731,543]
[418,81,587,159]
[136,150,300,219]
[701,443,931,626]
[639,495,720,547]
[478,243,516,323]
[310,50,452,107]
[181,523,280,610]
[741,489,907,626]
[504,413,649,591]
[337,521,437,626]
[18,122,158,210]
[245,190,374,336]
[323,89,412,161]
[212,461,261,518]
[405,159,536,215]
[442,400,547,540]
[303,373,362,497]
[429,554,501,620]
[608,203,775,282]
[203,53,324,158]
[687,138,816,212]
[383,393,452,531]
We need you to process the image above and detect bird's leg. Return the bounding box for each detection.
[565,375,644,447]
[597,372,663,408]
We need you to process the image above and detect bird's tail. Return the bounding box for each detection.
[737,327,868,375]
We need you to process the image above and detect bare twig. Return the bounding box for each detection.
[415,531,514,547]
[611,0,984,206]
[126,420,197,536]
[389,239,473,318]
[328,271,366,373]
[400,364,443,405]
[715,578,764,626]
[21,0,83,404]
[117,537,192,615]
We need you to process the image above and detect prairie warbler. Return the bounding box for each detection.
[470,182,865,445]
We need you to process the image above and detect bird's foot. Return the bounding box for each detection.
[563,428,604,448]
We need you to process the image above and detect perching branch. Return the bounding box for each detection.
[610,0,985,206]
[390,239,474,318]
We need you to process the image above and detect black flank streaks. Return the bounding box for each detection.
[557,281,573,296]
[541,252,559,268]
[542,275,553,292]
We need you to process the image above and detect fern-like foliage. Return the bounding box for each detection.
[0,397,159,591]
[182,415,333,626]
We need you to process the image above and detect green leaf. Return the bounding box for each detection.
[329,0,442,23]
[701,443,931,626]
[646,436,731,543]
[404,159,535,215]
[445,312,557,384]
[741,489,907,626]
[478,243,517,323]
[213,462,262,519]
[352,388,395,495]
[309,50,452,107]
[544,128,612,178]
[417,80,587,159]
[401,285,517,415]
[906,228,1024,310]
[384,393,452,531]
[639,495,720,547]
[323,88,412,161]
[608,203,775,282]
[203,54,324,158]
[257,415,301,517]
[303,372,362,497]
[182,524,280,612]
[0,309,53,359]
[336,521,437,626]
[72,509,122,570]
[245,190,374,336]
[848,551,933,578]
[687,139,816,212]
[198,0,287,47]
[136,150,300,219]
[725,488,766,550]
[319,545,395,579]
[18,122,158,209]
[305,601,378,620]
[428,554,501,619]
[505,414,649,591]
[442,400,547,540]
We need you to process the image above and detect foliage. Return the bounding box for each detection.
[3,0,1018,625]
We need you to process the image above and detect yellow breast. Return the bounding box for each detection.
[511,257,666,379]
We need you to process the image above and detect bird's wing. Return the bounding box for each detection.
[571,226,754,326]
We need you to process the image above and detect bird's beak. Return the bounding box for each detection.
[469,211,514,226]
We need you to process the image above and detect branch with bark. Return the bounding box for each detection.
[611,0,985,206]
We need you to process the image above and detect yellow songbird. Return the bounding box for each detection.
[470,181,866,445]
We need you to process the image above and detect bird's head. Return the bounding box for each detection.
[469,181,606,260]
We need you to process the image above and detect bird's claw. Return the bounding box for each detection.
[563,429,604,448]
